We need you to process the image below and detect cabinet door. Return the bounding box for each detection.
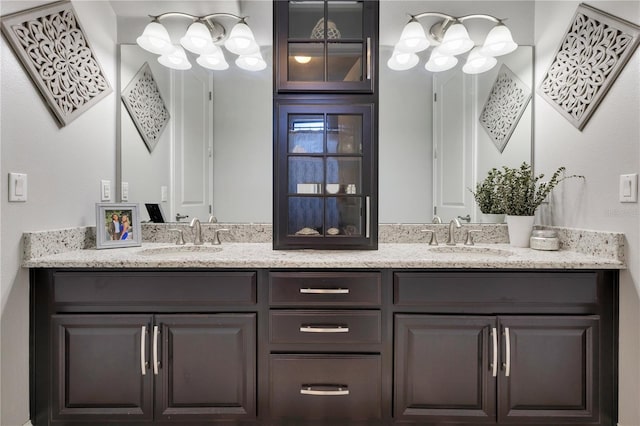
[394,315,497,423]
[498,316,600,424]
[275,0,378,93]
[51,315,153,423]
[154,314,256,422]
[274,101,377,249]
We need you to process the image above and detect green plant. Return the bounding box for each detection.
[495,162,584,216]
[470,168,505,214]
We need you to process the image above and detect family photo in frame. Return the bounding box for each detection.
[95,203,141,249]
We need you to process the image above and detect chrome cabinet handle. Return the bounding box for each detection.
[491,327,498,377]
[300,325,349,333]
[300,385,349,396]
[366,37,372,80]
[140,326,147,376]
[153,325,160,375]
[504,327,511,377]
[300,288,349,294]
[366,196,371,238]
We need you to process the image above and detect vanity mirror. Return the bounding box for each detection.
[116,0,533,224]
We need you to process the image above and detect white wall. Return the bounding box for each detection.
[534,2,640,425]
[0,1,118,424]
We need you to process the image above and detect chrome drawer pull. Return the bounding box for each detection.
[153,325,160,375]
[491,327,498,377]
[300,385,349,396]
[140,326,147,376]
[300,288,349,294]
[504,327,511,377]
[300,325,349,333]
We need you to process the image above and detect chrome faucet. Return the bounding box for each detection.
[189,218,203,245]
[447,217,461,245]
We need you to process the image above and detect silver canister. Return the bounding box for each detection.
[530,229,560,251]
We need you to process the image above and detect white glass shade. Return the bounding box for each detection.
[180,21,216,54]
[480,24,518,56]
[196,46,229,70]
[462,47,497,74]
[224,22,259,55]
[137,22,174,55]
[158,46,192,70]
[294,56,312,64]
[396,20,429,53]
[425,48,458,72]
[438,23,474,56]
[387,47,419,71]
[236,51,267,71]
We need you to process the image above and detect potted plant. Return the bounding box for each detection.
[495,162,583,247]
[470,168,505,223]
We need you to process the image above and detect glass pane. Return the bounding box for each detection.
[325,197,362,236]
[328,43,362,82]
[288,197,324,236]
[326,157,361,193]
[327,114,362,154]
[289,1,324,39]
[327,1,363,39]
[289,114,324,153]
[289,157,324,194]
[289,43,324,81]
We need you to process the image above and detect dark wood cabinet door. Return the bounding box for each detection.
[154,314,256,422]
[498,316,600,424]
[394,315,496,423]
[51,315,153,423]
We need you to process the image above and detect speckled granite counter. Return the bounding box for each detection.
[23,242,624,269]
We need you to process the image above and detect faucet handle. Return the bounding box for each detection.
[465,230,482,246]
[208,215,218,223]
[212,228,230,245]
[421,229,438,246]
[168,229,186,245]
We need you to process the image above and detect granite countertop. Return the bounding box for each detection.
[22,242,625,269]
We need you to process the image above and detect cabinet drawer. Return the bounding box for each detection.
[270,310,381,344]
[269,272,381,306]
[53,271,256,307]
[394,271,598,309]
[270,354,382,422]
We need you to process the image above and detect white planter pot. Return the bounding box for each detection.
[506,215,535,247]
[480,213,505,224]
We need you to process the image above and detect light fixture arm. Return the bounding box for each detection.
[148,12,246,44]
[407,12,505,43]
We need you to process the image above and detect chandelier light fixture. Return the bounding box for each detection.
[388,12,517,74]
[137,12,266,72]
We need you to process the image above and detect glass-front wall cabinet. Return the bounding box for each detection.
[275,0,377,92]
[274,102,377,249]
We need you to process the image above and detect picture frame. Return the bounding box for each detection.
[0,0,112,127]
[95,203,142,249]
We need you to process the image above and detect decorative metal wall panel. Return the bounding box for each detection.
[121,63,170,153]
[0,0,112,127]
[479,65,532,153]
[538,3,640,130]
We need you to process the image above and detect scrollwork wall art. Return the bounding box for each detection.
[538,3,640,131]
[121,63,170,153]
[479,65,532,153]
[1,0,112,127]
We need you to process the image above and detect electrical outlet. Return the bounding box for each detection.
[121,182,129,201]
[101,180,111,201]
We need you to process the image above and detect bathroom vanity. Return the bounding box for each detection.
[27,243,620,426]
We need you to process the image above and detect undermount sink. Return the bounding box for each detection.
[139,245,223,256]
[428,246,514,256]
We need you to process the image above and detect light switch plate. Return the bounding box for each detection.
[121,182,129,201]
[8,172,27,202]
[619,174,638,203]
[101,180,111,201]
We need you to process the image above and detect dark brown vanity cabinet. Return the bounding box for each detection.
[393,271,618,426]
[275,0,378,93]
[32,270,257,425]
